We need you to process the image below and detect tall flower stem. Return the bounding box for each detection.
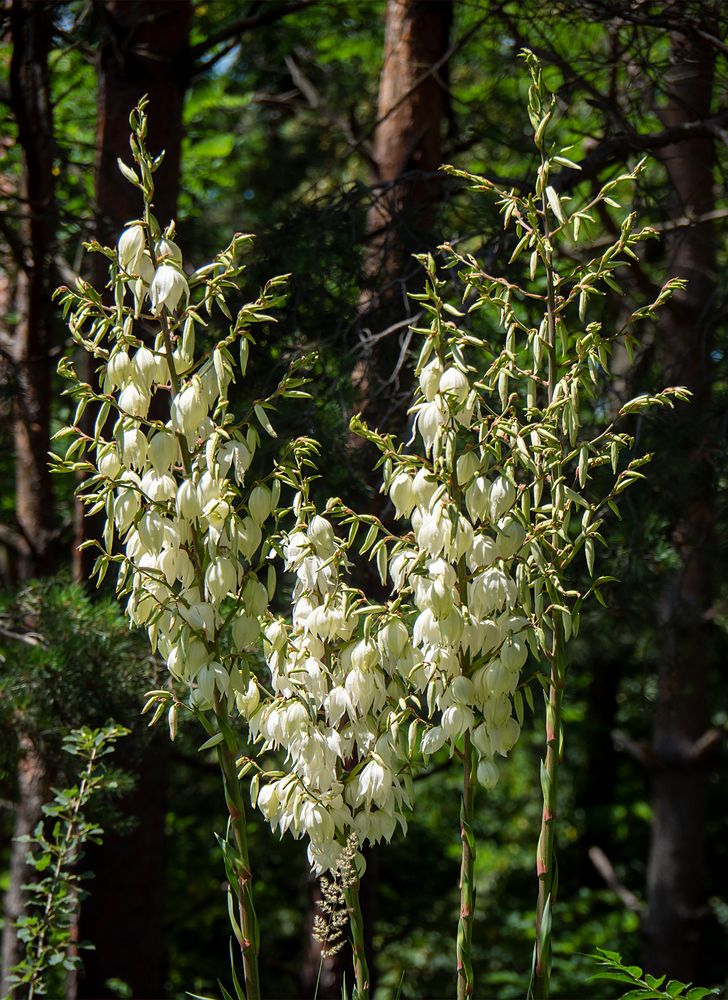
[532,158,565,1000]
[343,878,370,1000]
[457,731,477,1000]
[532,619,565,1000]
[214,697,261,1000]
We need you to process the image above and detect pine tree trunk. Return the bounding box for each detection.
[1,6,57,991]
[8,0,57,581]
[642,22,717,981]
[355,0,452,433]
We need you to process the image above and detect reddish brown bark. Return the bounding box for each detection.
[0,736,48,997]
[1,6,58,991]
[356,0,452,433]
[8,0,58,581]
[643,22,717,980]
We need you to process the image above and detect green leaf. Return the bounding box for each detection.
[644,975,666,990]
[254,403,277,438]
[198,733,225,752]
[667,982,689,997]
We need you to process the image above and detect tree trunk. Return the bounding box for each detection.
[75,5,190,996]
[1,6,57,991]
[0,736,48,997]
[642,22,717,981]
[8,0,57,581]
[355,0,452,433]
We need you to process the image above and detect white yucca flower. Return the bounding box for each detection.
[418,357,443,401]
[150,263,189,315]
[117,224,145,272]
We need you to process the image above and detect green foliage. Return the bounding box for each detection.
[0,576,155,756]
[8,724,127,998]
[591,949,721,1000]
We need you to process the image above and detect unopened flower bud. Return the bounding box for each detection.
[477,759,499,790]
[248,484,272,525]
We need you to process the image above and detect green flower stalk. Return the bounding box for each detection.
[456,732,477,1000]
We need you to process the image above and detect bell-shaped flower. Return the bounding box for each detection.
[176,480,200,521]
[307,515,335,555]
[489,475,516,520]
[418,357,443,401]
[205,556,238,602]
[97,446,121,480]
[132,346,157,391]
[414,397,447,455]
[243,575,268,617]
[355,758,392,810]
[441,703,474,740]
[495,516,525,559]
[235,678,261,719]
[412,467,438,510]
[148,431,178,474]
[118,381,150,418]
[171,381,206,439]
[150,263,189,315]
[377,618,409,661]
[140,470,176,503]
[107,349,131,388]
[465,476,490,523]
[389,472,416,519]
[155,237,183,264]
[232,611,259,650]
[118,224,145,272]
[439,366,469,405]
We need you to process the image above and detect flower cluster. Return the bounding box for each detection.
[357,303,532,790]
[252,501,412,872]
[56,212,300,726]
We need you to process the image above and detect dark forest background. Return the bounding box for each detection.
[0,1,727,998]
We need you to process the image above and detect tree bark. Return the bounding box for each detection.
[355,0,452,433]
[1,6,57,992]
[0,736,48,997]
[7,0,58,582]
[642,20,717,981]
